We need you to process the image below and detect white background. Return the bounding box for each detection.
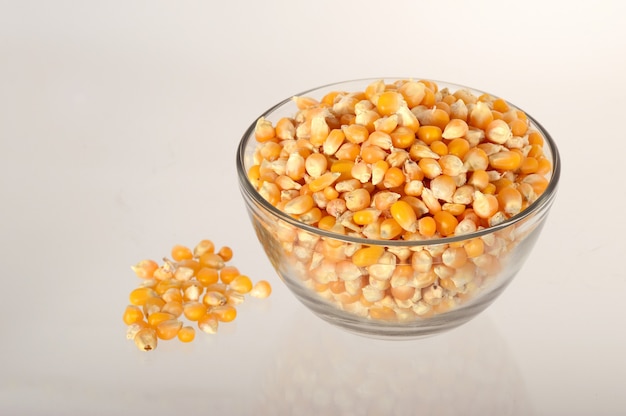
[1,1,625,415]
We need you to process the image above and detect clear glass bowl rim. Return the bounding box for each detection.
[236,77,561,247]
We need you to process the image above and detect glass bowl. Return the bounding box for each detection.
[236,78,560,339]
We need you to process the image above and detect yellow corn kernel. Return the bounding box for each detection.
[520,156,539,174]
[350,161,372,184]
[388,125,415,149]
[369,306,397,321]
[423,108,450,130]
[183,282,204,302]
[418,158,442,180]
[433,211,458,237]
[352,246,385,267]
[285,152,305,181]
[380,166,404,189]
[275,117,295,140]
[469,101,494,130]
[147,311,175,327]
[342,124,369,144]
[468,169,490,190]
[371,160,389,186]
[435,100,451,115]
[438,154,464,177]
[401,195,429,218]
[299,207,322,224]
[522,173,550,196]
[171,245,193,262]
[417,216,436,237]
[527,144,544,159]
[123,305,144,325]
[308,172,341,193]
[129,287,157,306]
[258,181,280,206]
[217,246,232,262]
[177,326,195,343]
[390,200,418,232]
[447,138,470,159]
[213,305,237,323]
[154,278,181,295]
[420,85,436,107]
[464,238,485,258]
[283,194,314,215]
[365,79,385,100]
[305,152,328,178]
[442,203,466,216]
[359,144,386,164]
[250,280,272,299]
[254,117,276,142]
[204,283,228,295]
[537,158,552,175]
[353,208,382,225]
[318,215,336,231]
[416,125,442,145]
[489,150,523,171]
[485,119,512,144]
[344,188,371,211]
[528,131,544,146]
[202,290,228,307]
[368,133,394,154]
[131,259,159,279]
[442,247,468,269]
[483,182,497,195]
[509,118,528,136]
[376,91,404,116]
[463,147,489,172]
[183,301,208,322]
[399,80,426,107]
[198,313,219,334]
[473,191,499,219]
[156,319,183,340]
[142,296,165,317]
[430,175,457,202]
[380,218,403,240]
[230,275,253,294]
[430,140,448,156]
[310,115,330,146]
[497,186,523,216]
[126,320,149,340]
[259,141,282,161]
[322,128,345,156]
[198,252,225,270]
[196,267,219,286]
[441,118,469,140]
[293,95,319,110]
[134,327,157,351]
[247,164,261,187]
[161,300,184,318]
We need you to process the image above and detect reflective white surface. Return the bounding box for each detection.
[1,1,625,415]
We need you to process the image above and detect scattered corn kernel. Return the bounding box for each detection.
[123,305,144,325]
[124,239,272,351]
[250,280,272,299]
[177,326,195,343]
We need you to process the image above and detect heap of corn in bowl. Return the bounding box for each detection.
[237,78,560,338]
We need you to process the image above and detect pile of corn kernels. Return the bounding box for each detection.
[246,79,551,321]
[124,239,271,351]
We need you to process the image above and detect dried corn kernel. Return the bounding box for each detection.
[125,239,272,351]
[245,78,553,324]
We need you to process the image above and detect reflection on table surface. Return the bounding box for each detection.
[256,308,534,416]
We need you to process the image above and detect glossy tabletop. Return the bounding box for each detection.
[1,1,625,415]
